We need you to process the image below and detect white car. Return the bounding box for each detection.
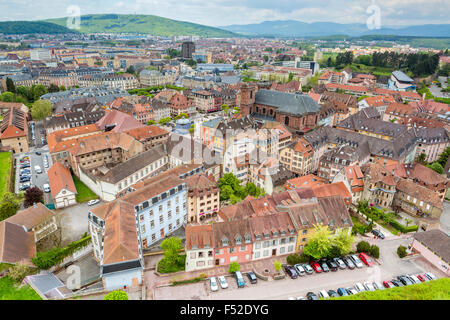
[210,277,219,292]
[350,255,364,268]
[218,276,228,289]
[43,183,50,193]
[373,281,385,290]
[34,165,42,174]
[347,287,358,295]
[355,282,366,292]
[318,290,329,299]
[88,199,100,206]
[407,274,420,284]
[363,282,375,291]
[296,296,307,300]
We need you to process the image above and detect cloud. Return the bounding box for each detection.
[0,0,448,27]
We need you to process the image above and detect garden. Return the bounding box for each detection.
[0,152,12,200]
[72,174,98,203]
[356,201,418,235]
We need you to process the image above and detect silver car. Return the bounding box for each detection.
[218,276,228,289]
[210,277,219,292]
[355,282,366,292]
[363,282,375,291]
[350,254,364,268]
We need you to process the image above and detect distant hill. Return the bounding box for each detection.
[0,21,77,34]
[45,14,237,37]
[221,20,450,38]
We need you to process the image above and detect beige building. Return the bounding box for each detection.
[185,224,215,272]
[185,174,220,223]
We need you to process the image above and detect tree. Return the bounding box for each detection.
[416,153,427,165]
[161,237,183,266]
[126,65,136,75]
[6,77,15,93]
[228,262,240,273]
[0,193,21,221]
[31,84,48,101]
[426,162,444,174]
[288,72,294,82]
[104,290,129,300]
[356,241,371,253]
[220,185,233,201]
[147,120,156,125]
[397,245,407,258]
[274,260,282,273]
[59,85,66,91]
[333,229,354,256]
[303,224,333,260]
[370,245,380,259]
[24,187,44,208]
[0,91,14,102]
[8,264,35,283]
[31,100,52,120]
[221,104,229,114]
[48,84,60,93]
[158,117,172,125]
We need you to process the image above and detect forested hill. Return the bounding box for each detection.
[0,21,77,34]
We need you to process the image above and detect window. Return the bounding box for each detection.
[254,251,260,258]
[288,245,294,252]
[263,250,269,257]
[255,242,261,249]
[159,215,164,224]
[140,215,144,222]
[280,247,285,254]
[190,252,196,259]
[141,225,146,233]
[168,211,172,220]
[150,220,155,229]
[151,234,156,241]
[168,223,172,231]
[159,205,163,212]
[240,246,246,252]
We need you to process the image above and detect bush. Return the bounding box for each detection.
[370,245,380,259]
[104,290,128,300]
[389,220,418,233]
[8,264,37,283]
[228,262,240,273]
[157,254,186,274]
[286,253,310,265]
[397,245,407,258]
[356,241,371,253]
[171,274,207,286]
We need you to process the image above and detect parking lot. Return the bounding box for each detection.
[152,238,446,300]
[14,145,53,204]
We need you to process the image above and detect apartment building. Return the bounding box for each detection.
[185,174,220,223]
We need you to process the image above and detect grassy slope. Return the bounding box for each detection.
[0,21,75,34]
[45,14,236,37]
[0,152,12,200]
[335,278,450,300]
[72,174,98,203]
[0,277,42,300]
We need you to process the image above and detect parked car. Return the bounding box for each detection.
[247,272,257,284]
[35,151,41,155]
[218,276,228,289]
[19,182,31,191]
[19,176,31,182]
[284,265,298,279]
[354,282,365,292]
[34,165,42,174]
[346,287,358,295]
[425,272,437,280]
[363,282,375,291]
[318,290,329,299]
[359,252,374,267]
[326,259,338,272]
[350,254,364,268]
[333,257,346,269]
[296,296,307,300]
[373,281,385,290]
[294,264,306,276]
[20,163,30,169]
[417,274,428,282]
[320,261,330,272]
[383,280,395,288]
[397,275,413,286]
[43,183,51,193]
[371,229,385,239]
[342,256,355,269]
[327,290,339,298]
[234,271,245,288]
[210,277,219,292]
[310,261,323,273]
[306,292,319,300]
[88,199,100,206]
[391,279,404,287]
[337,288,348,296]
[302,263,314,274]
[406,274,420,284]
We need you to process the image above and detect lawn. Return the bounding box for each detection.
[72,174,98,203]
[0,152,12,200]
[334,278,450,300]
[0,277,42,300]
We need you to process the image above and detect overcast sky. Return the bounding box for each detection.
[0,0,449,27]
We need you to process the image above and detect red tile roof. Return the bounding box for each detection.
[48,162,77,199]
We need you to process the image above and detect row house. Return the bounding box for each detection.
[414,127,450,163]
[192,89,222,113]
[185,174,220,223]
[185,225,215,272]
[332,165,365,204]
[125,125,169,150]
[154,90,194,117]
[44,110,105,134]
[279,137,314,176]
[79,73,139,90]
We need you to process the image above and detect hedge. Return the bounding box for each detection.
[171,274,207,286]
[32,235,91,269]
[389,220,418,233]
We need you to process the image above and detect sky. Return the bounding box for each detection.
[0,0,449,27]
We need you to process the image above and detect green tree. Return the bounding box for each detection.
[221,104,229,114]
[416,153,427,165]
[356,241,371,253]
[147,120,156,125]
[220,185,233,201]
[228,262,240,273]
[126,65,136,75]
[333,229,354,256]
[0,193,21,221]
[104,290,129,300]
[303,224,333,260]
[48,84,60,93]
[397,245,407,258]
[158,117,172,125]
[161,237,183,265]
[288,72,294,82]
[0,91,14,102]
[274,260,282,272]
[31,84,48,101]
[59,85,66,91]
[6,77,16,93]
[31,100,52,120]
[426,162,444,174]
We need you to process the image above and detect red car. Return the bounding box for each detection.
[359,252,374,267]
[417,274,428,282]
[310,261,323,273]
[383,280,395,288]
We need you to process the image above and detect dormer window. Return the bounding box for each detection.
[264,233,270,239]
[222,238,228,247]
[235,236,242,245]
[245,234,251,243]
[272,231,278,237]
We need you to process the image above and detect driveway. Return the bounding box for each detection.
[57,201,104,246]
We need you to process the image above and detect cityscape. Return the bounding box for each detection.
[0,1,449,304]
